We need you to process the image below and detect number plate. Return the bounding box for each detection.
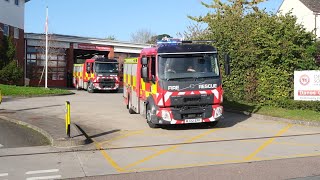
[184,118,202,124]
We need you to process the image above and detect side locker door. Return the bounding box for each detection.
[123,62,128,98]
[131,59,140,113]
[145,56,152,98]
[150,56,157,96]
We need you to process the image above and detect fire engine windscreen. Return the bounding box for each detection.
[95,62,118,73]
[158,54,220,80]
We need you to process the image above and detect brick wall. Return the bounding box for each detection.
[0,22,25,85]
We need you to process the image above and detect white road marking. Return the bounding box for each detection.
[25,169,59,175]
[26,175,62,180]
[0,173,8,177]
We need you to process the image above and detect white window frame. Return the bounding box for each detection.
[14,27,19,39]
[3,24,9,36]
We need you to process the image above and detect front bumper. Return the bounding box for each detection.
[93,82,119,90]
[154,105,223,125]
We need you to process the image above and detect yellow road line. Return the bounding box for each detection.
[100,130,145,145]
[135,147,242,158]
[123,128,220,170]
[94,142,125,172]
[244,124,293,161]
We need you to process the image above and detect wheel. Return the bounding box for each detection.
[146,103,159,128]
[128,96,135,114]
[87,81,94,93]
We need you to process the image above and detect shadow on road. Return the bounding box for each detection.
[14,104,64,112]
[161,112,250,131]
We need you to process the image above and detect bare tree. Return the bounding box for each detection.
[130,29,155,44]
[177,22,209,40]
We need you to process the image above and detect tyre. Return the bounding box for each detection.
[87,81,94,93]
[146,103,159,128]
[128,96,135,114]
[76,82,81,90]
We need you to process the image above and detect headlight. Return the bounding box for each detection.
[161,110,171,121]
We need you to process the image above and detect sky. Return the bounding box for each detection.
[25,0,283,42]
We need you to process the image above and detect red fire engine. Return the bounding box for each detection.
[73,55,120,93]
[123,39,230,128]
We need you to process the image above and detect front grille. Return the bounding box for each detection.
[184,97,201,103]
[100,78,116,83]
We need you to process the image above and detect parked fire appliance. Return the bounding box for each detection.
[73,55,120,93]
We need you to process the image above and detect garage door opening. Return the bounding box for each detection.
[74,49,109,64]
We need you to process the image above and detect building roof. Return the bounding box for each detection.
[25,33,151,54]
[300,0,320,13]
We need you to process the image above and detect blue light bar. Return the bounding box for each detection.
[157,38,182,45]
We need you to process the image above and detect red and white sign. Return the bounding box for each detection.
[294,71,320,101]
[73,43,112,51]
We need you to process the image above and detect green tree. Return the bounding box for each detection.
[0,60,23,85]
[0,36,16,69]
[105,35,117,41]
[188,0,319,106]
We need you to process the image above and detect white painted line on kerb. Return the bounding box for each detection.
[25,169,59,175]
[0,173,8,177]
[26,175,62,180]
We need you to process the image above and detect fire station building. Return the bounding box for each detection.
[25,33,150,87]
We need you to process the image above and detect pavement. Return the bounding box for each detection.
[0,97,89,147]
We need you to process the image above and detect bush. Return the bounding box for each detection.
[0,60,23,85]
[276,99,320,112]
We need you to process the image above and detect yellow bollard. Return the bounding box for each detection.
[65,101,71,137]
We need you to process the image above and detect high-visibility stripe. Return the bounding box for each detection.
[124,58,138,64]
[151,83,157,94]
[133,75,137,87]
[141,79,146,91]
[128,74,131,84]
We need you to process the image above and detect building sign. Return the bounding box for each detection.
[73,43,112,51]
[294,70,320,101]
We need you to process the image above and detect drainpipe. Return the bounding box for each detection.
[315,12,320,40]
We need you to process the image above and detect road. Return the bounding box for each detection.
[0,90,320,179]
[0,118,49,148]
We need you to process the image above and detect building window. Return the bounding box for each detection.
[26,46,67,80]
[15,0,19,6]
[14,27,19,39]
[3,24,9,36]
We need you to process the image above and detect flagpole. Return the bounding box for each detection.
[45,6,48,88]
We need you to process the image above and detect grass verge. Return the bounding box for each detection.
[0,84,72,97]
[223,100,320,122]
